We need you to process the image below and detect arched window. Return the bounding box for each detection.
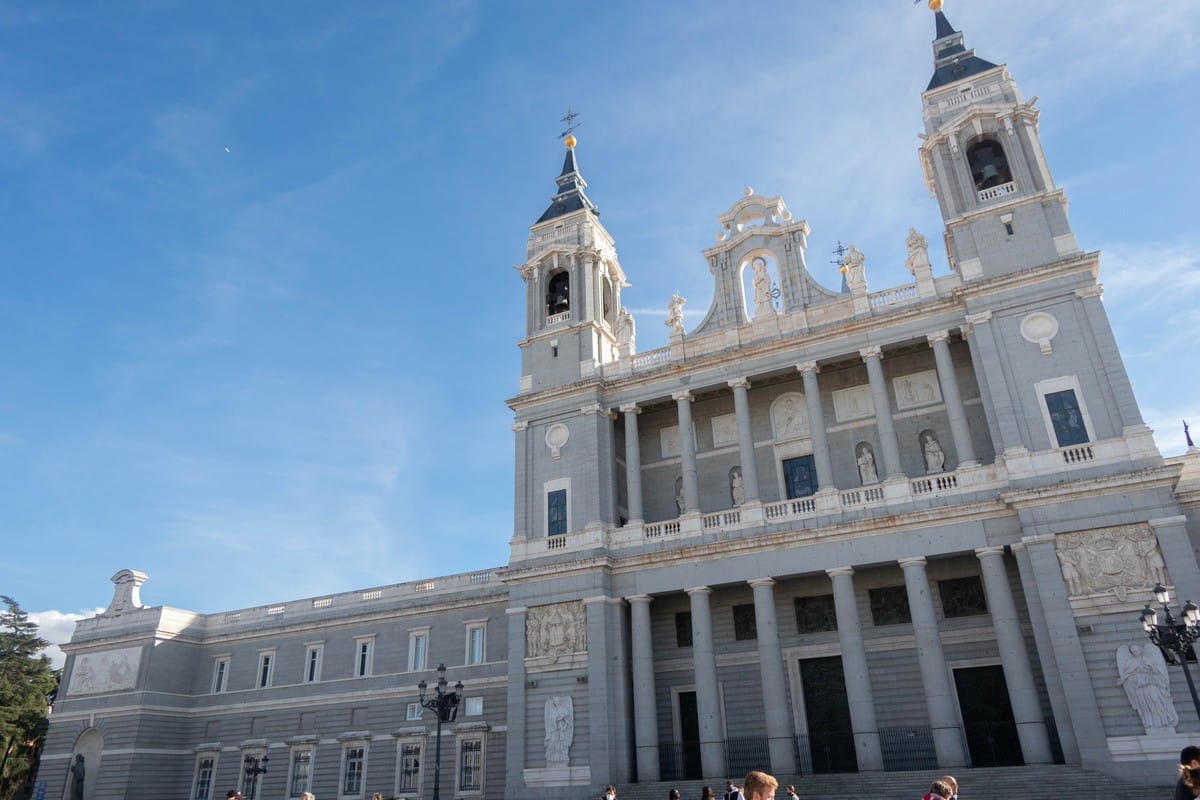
[546,271,570,318]
[967,139,1013,190]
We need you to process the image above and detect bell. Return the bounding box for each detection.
[979,163,1002,188]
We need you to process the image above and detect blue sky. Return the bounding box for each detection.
[3,1,1199,657]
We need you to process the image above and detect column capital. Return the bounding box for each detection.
[859,345,883,361]
[672,390,694,403]
[1021,532,1057,546]
[898,556,928,570]
[747,577,775,589]
[926,330,951,346]
[685,586,712,597]
[506,606,529,616]
[581,404,615,419]
[965,311,993,325]
[1149,515,1188,529]
[582,595,624,607]
[796,360,819,375]
[826,566,855,578]
[619,403,641,415]
[974,546,1006,560]
[626,594,653,605]
[1075,285,1104,299]
[512,420,530,431]
[959,322,974,338]
[727,377,751,390]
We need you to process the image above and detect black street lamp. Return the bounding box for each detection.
[418,663,464,800]
[242,753,268,799]
[1140,582,1200,720]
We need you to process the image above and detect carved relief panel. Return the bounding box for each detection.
[832,385,874,423]
[67,646,142,695]
[526,601,587,662]
[1055,525,1169,601]
[892,370,943,410]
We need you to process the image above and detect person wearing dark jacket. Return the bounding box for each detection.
[1176,745,1200,800]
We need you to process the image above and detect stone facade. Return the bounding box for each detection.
[38,11,1200,800]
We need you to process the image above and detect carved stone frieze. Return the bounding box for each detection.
[1055,525,1169,601]
[526,601,587,661]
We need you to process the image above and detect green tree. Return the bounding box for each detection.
[0,597,58,800]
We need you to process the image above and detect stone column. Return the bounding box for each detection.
[927,331,977,468]
[686,587,727,778]
[861,347,903,478]
[975,547,1053,763]
[899,557,967,767]
[798,362,835,491]
[728,379,760,503]
[621,405,645,524]
[505,606,529,797]
[674,392,700,514]
[584,596,634,783]
[1075,286,1146,430]
[748,578,796,774]
[826,567,883,770]
[963,311,1024,453]
[628,595,661,781]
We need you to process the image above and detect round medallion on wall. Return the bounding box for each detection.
[545,423,570,460]
[1020,311,1059,355]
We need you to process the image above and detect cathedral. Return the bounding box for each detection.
[37,7,1200,800]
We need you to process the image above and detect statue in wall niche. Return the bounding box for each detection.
[675,476,685,515]
[665,293,686,334]
[1117,644,1178,730]
[69,754,85,800]
[616,307,636,352]
[730,467,745,506]
[544,695,574,767]
[922,431,945,474]
[905,228,932,277]
[856,444,878,485]
[751,256,775,316]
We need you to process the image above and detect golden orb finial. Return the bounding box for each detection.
[564,134,577,149]
[929,0,943,11]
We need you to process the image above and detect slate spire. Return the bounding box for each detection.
[536,136,599,224]
[926,6,998,90]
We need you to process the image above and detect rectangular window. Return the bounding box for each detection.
[547,488,568,535]
[938,576,989,618]
[732,604,758,640]
[782,454,819,499]
[398,741,422,791]
[869,585,912,626]
[355,637,374,678]
[675,612,693,648]
[304,645,322,683]
[1045,388,1089,446]
[406,702,424,721]
[342,746,365,796]
[257,652,274,688]
[288,748,312,798]
[459,738,483,793]
[794,595,838,633]
[466,623,486,665]
[409,631,428,672]
[465,696,484,716]
[212,657,229,694]
[193,756,215,800]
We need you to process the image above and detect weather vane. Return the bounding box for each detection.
[560,109,581,140]
[831,241,849,268]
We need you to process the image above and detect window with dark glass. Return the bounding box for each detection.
[459,738,483,792]
[193,757,215,800]
[342,746,365,796]
[938,576,989,618]
[782,455,818,499]
[1045,389,1089,446]
[869,586,912,626]
[794,595,838,633]
[675,611,693,647]
[288,750,311,797]
[547,489,568,536]
[733,604,758,640]
[399,742,422,791]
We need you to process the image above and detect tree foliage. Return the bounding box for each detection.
[0,596,58,800]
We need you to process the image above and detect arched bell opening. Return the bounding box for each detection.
[546,271,570,318]
[967,138,1013,191]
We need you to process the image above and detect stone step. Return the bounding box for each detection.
[605,765,1167,800]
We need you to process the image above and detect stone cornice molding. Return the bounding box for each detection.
[1075,285,1103,299]
[1021,533,1057,546]
[512,421,529,431]
[626,595,653,605]
[1149,515,1188,529]
[974,546,1006,559]
[965,311,993,325]
[506,606,529,617]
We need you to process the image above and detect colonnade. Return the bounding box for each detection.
[619,332,977,522]
[626,550,1054,780]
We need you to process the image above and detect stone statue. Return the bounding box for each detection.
[905,228,932,277]
[730,467,745,506]
[842,246,867,293]
[616,307,636,352]
[751,256,774,316]
[674,476,685,515]
[665,294,686,334]
[544,695,574,767]
[857,444,878,485]
[1117,644,1178,730]
[69,754,85,800]
[922,432,945,473]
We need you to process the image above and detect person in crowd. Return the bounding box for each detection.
[743,770,778,800]
[1176,745,1200,800]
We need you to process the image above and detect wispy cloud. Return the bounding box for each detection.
[28,608,105,669]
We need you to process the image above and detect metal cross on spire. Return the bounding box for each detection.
[559,108,581,139]
[831,241,850,267]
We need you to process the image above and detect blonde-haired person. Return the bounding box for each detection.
[742,771,778,800]
[299,793,315,800]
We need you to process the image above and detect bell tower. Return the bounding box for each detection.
[918,3,1079,280]
[516,135,627,394]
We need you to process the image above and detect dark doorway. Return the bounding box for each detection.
[679,690,703,779]
[783,455,818,499]
[954,665,1024,767]
[800,656,857,773]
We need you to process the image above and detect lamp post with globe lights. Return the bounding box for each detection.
[418,664,464,800]
[1139,582,1200,720]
